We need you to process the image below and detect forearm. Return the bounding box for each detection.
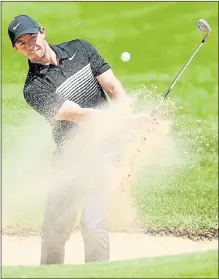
[66,108,101,123]
[96,69,130,106]
[107,78,127,102]
[105,79,134,115]
[55,100,102,123]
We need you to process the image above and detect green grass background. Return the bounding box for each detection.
[2,250,218,278]
[2,2,218,231]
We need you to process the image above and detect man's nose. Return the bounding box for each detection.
[27,40,34,49]
[27,44,34,51]
[27,37,36,47]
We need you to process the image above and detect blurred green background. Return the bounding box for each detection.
[2,2,218,233]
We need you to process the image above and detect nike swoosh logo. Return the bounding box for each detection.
[69,51,77,61]
[13,22,22,31]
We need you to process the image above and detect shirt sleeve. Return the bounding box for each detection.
[23,76,66,119]
[79,40,111,77]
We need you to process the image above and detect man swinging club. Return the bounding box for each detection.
[8,15,155,265]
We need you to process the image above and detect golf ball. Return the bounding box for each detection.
[121,52,131,62]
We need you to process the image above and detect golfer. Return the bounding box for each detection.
[7,14,132,265]
[8,14,155,265]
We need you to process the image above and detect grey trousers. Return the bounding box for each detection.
[40,147,114,265]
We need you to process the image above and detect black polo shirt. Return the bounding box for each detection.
[23,39,111,148]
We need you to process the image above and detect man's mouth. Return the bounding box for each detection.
[29,48,40,55]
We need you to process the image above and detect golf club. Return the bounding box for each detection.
[151,19,211,116]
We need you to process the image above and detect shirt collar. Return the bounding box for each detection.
[49,44,69,59]
[28,44,69,72]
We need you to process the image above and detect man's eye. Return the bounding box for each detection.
[30,36,37,42]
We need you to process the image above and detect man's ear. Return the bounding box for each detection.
[40,27,46,39]
[40,27,45,34]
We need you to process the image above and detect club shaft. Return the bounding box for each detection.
[151,35,208,116]
[163,37,207,100]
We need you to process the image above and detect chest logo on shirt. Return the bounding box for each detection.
[69,51,77,61]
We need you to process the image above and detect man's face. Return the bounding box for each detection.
[14,29,46,62]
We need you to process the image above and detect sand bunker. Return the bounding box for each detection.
[3,94,217,267]
[2,232,218,266]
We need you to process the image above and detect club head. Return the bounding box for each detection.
[196,19,211,35]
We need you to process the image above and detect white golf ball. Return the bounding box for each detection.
[121,52,131,62]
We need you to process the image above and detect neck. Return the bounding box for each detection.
[31,43,58,66]
[46,44,58,65]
